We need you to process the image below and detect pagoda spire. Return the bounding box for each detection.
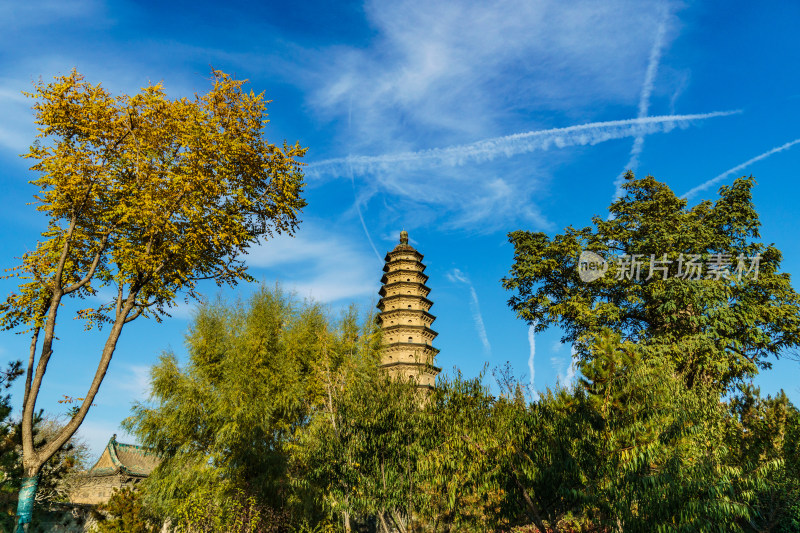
[376,231,441,389]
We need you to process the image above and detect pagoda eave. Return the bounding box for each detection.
[376,294,433,310]
[380,361,442,374]
[382,342,440,355]
[378,282,431,297]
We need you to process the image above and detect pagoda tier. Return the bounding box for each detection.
[377,231,441,389]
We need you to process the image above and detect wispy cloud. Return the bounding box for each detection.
[305,0,681,142]
[527,324,540,401]
[446,269,491,356]
[552,343,579,388]
[348,163,383,264]
[0,81,37,154]
[613,9,669,198]
[114,364,152,399]
[245,224,379,303]
[565,344,578,387]
[294,0,697,233]
[308,112,740,179]
[307,112,736,233]
[682,138,800,200]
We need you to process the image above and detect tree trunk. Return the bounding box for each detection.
[15,473,40,533]
[343,510,352,532]
[379,512,391,533]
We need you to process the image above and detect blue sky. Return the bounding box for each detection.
[2,0,799,459]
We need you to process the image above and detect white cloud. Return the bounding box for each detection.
[553,343,579,387]
[527,325,540,401]
[307,112,738,179]
[0,80,37,154]
[682,138,800,200]
[613,7,670,198]
[0,0,105,28]
[309,112,737,233]
[245,224,380,303]
[291,0,695,234]
[565,344,578,387]
[305,0,681,141]
[446,268,491,356]
[114,364,152,399]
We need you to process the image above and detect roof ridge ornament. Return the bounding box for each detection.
[400,230,408,245]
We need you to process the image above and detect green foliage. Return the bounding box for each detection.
[1,409,89,530]
[572,331,755,531]
[0,361,23,526]
[500,172,800,530]
[1,68,307,527]
[503,172,800,389]
[125,284,382,531]
[292,361,421,532]
[727,385,800,532]
[414,371,514,531]
[95,487,161,533]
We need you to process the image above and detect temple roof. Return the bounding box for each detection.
[84,435,160,478]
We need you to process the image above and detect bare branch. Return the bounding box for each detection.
[63,230,113,294]
[124,308,143,323]
[22,323,42,408]
[52,215,77,290]
[115,282,124,320]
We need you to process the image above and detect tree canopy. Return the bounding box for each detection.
[1,69,306,530]
[125,285,388,531]
[503,172,800,389]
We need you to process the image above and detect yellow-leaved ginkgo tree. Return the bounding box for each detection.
[1,69,306,531]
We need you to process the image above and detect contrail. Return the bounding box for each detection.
[565,344,578,387]
[349,162,383,264]
[613,13,669,199]
[527,324,540,401]
[346,96,383,265]
[307,111,741,178]
[682,138,800,200]
[447,269,491,356]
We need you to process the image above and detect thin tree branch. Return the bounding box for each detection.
[22,323,42,409]
[52,215,77,290]
[63,230,112,294]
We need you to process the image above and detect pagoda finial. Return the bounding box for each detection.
[400,230,408,245]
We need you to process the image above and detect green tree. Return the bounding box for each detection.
[572,331,758,531]
[124,285,380,531]
[1,361,24,524]
[292,352,421,532]
[502,172,800,389]
[95,487,161,533]
[1,69,306,531]
[1,412,90,532]
[727,385,800,532]
[413,372,516,532]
